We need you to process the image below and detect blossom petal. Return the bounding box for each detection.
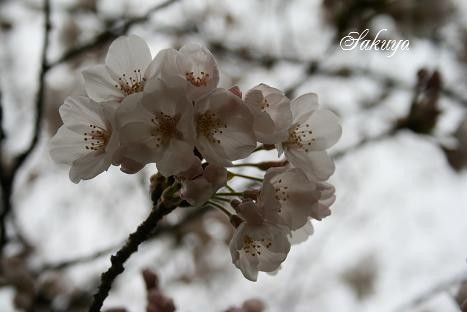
[180,177,212,207]
[105,34,152,80]
[230,222,290,281]
[288,221,314,245]
[82,65,123,102]
[290,93,319,123]
[195,135,231,166]
[69,151,111,183]
[262,167,320,230]
[179,43,219,100]
[119,122,162,164]
[305,110,342,150]
[245,84,293,144]
[49,127,88,165]
[195,89,256,165]
[59,96,107,134]
[156,138,197,176]
[284,148,335,181]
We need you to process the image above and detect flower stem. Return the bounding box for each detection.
[230,172,263,182]
[215,192,244,196]
[233,163,260,168]
[225,184,236,193]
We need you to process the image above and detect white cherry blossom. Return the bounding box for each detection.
[279,93,342,181]
[259,167,323,230]
[49,96,119,183]
[153,43,219,101]
[230,200,291,281]
[117,78,197,176]
[244,84,293,144]
[194,88,256,166]
[82,35,159,102]
[177,159,227,207]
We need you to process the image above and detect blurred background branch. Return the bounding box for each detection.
[0,0,50,254]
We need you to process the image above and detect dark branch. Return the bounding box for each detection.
[47,0,179,69]
[0,91,4,142]
[88,199,178,312]
[0,0,51,253]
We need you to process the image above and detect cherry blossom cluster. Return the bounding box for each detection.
[49,35,342,281]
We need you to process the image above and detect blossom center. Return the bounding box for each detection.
[260,99,270,111]
[114,69,146,96]
[151,112,181,148]
[242,235,272,257]
[286,123,315,152]
[197,112,227,144]
[185,71,210,87]
[84,124,111,152]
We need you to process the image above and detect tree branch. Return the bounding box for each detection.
[0,0,51,253]
[0,91,4,142]
[88,198,178,312]
[47,0,180,69]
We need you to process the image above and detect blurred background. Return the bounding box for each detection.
[1,0,467,311]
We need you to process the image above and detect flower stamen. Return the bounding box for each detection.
[151,112,181,147]
[185,71,210,87]
[114,69,146,96]
[197,112,227,144]
[243,235,272,257]
[260,99,270,111]
[286,123,315,152]
[84,124,111,152]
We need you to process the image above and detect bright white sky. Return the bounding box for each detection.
[1,0,467,311]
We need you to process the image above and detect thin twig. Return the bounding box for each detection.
[89,199,178,312]
[229,173,263,182]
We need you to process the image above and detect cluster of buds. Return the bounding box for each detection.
[49,35,342,281]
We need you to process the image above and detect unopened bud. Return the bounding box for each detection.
[142,269,159,290]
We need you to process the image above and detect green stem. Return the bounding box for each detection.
[230,172,263,182]
[233,163,260,168]
[225,184,236,193]
[215,192,244,196]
